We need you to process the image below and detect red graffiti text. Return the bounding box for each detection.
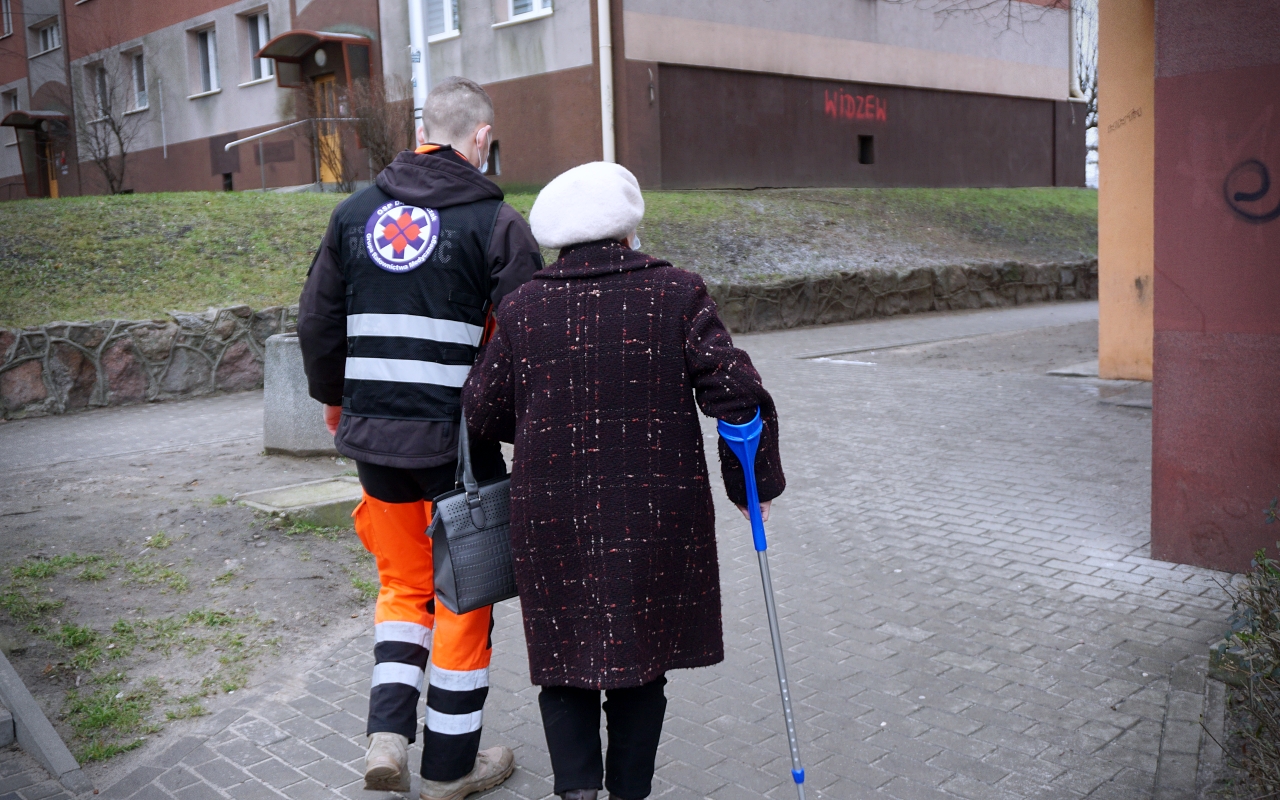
[824,89,887,123]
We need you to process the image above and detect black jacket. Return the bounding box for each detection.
[298,147,542,468]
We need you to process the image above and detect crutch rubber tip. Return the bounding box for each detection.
[793,769,805,783]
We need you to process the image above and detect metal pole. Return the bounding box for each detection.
[158,78,167,159]
[313,118,321,191]
[259,139,266,192]
[1068,0,1083,99]
[407,0,430,131]
[596,0,615,162]
[758,550,805,800]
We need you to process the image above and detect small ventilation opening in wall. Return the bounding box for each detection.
[484,141,500,176]
[222,172,234,191]
[858,135,875,165]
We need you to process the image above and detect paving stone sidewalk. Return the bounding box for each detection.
[11,302,1233,800]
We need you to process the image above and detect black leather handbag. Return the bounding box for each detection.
[429,412,517,614]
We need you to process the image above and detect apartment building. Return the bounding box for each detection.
[406,0,1086,188]
[0,0,1085,198]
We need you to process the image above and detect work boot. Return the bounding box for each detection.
[559,791,599,800]
[419,746,515,800]
[364,732,410,792]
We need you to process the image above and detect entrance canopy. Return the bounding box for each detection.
[257,30,373,89]
[0,110,69,131]
[258,30,370,63]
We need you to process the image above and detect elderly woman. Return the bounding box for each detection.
[461,162,785,800]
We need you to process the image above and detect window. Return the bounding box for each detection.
[33,19,61,54]
[509,0,551,19]
[483,141,499,176]
[2,0,12,37]
[246,12,273,80]
[196,28,219,93]
[131,52,147,109]
[427,0,459,40]
[3,91,17,143]
[92,63,109,117]
[858,135,875,165]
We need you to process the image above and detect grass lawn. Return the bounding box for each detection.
[0,187,1095,328]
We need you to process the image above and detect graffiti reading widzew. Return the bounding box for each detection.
[824,89,887,123]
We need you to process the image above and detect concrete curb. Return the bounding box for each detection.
[0,700,14,748]
[0,650,94,794]
[235,476,363,527]
[1153,654,1221,800]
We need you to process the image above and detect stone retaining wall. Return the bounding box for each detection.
[1,305,296,420]
[0,259,1097,419]
[710,259,1098,333]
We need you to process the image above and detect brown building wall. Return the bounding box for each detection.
[0,0,29,85]
[1149,1,1280,571]
[0,119,359,197]
[112,125,320,195]
[653,65,1084,190]
[64,0,239,60]
[1053,101,1085,187]
[485,65,601,189]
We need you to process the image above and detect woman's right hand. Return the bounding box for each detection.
[736,500,771,522]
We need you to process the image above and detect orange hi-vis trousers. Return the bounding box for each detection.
[353,493,494,782]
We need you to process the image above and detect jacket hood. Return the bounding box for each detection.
[537,240,671,280]
[375,147,504,209]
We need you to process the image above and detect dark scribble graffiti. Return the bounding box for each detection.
[1224,159,1280,223]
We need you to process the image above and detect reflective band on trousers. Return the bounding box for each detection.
[372,662,425,690]
[374,621,434,649]
[344,357,472,387]
[429,664,489,692]
[426,708,484,735]
[347,313,483,346]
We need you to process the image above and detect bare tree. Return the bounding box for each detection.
[882,0,1099,181]
[73,52,147,194]
[1075,0,1099,139]
[880,0,1068,34]
[349,76,414,175]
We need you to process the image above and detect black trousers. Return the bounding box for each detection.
[538,676,667,799]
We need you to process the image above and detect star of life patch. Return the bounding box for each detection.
[364,201,441,273]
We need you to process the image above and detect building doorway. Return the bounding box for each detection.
[256,30,374,189]
[38,139,59,198]
[313,73,342,185]
[0,110,70,199]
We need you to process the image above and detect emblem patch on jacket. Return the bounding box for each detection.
[364,201,441,273]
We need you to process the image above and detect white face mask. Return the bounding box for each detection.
[478,131,492,173]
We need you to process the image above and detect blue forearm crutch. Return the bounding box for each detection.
[718,409,807,800]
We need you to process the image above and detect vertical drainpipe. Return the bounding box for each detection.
[1068,1,1083,99]
[407,0,430,132]
[597,0,615,162]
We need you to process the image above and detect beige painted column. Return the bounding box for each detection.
[1097,0,1155,381]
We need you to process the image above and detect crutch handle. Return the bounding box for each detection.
[717,409,767,552]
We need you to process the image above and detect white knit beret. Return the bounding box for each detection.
[529,161,645,249]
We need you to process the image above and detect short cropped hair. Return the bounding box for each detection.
[423,77,494,145]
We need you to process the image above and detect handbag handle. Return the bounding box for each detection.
[454,410,487,529]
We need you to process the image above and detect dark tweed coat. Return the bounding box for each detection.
[462,240,785,689]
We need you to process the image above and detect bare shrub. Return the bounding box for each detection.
[350,77,414,174]
[298,84,356,193]
[1214,541,1280,796]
